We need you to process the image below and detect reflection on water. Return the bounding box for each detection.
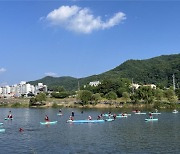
[0,108,180,153]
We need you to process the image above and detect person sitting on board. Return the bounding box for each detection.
[45,115,49,121]
[97,115,101,120]
[69,116,74,121]
[122,113,125,117]
[88,116,92,120]
[136,110,140,113]
[149,113,153,119]
[59,109,62,113]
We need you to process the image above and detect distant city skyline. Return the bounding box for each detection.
[0,1,180,86]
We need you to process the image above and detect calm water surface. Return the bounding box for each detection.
[0,108,180,154]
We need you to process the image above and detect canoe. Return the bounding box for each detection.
[145,118,158,121]
[135,112,146,115]
[4,118,13,120]
[0,129,5,132]
[105,119,114,122]
[40,121,58,125]
[0,123,3,125]
[67,120,105,123]
[151,113,161,115]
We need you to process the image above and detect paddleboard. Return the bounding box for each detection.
[4,118,13,120]
[67,120,105,123]
[145,118,158,121]
[57,113,63,116]
[116,115,128,118]
[151,113,161,115]
[0,129,5,132]
[135,112,146,115]
[105,119,114,122]
[172,110,178,114]
[40,121,58,125]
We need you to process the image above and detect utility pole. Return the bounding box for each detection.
[172,74,176,91]
[78,81,80,91]
[132,78,134,94]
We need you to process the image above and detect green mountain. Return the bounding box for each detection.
[29,54,180,91]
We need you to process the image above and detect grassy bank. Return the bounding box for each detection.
[0,98,179,109]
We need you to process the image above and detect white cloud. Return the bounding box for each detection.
[0,68,6,73]
[45,72,58,77]
[45,5,126,34]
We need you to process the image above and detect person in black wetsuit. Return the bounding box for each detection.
[72,111,74,117]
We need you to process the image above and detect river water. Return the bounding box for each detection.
[0,108,179,154]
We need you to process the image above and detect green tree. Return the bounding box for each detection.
[122,92,130,103]
[51,91,69,98]
[175,89,180,100]
[92,93,101,102]
[105,91,117,100]
[36,93,46,102]
[164,89,178,103]
[77,90,93,104]
[154,89,164,100]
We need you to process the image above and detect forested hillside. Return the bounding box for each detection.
[29,54,180,91]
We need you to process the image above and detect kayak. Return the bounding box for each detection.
[4,118,13,120]
[0,129,5,132]
[151,113,161,115]
[67,120,105,123]
[40,121,58,125]
[105,119,114,122]
[0,123,3,125]
[135,112,146,115]
[145,118,158,121]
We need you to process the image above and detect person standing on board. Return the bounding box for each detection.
[45,115,49,122]
[8,110,13,118]
[113,114,116,120]
[72,111,75,117]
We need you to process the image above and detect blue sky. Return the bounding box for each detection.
[0,1,180,86]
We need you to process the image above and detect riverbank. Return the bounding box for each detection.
[0,98,179,109]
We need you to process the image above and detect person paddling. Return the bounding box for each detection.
[19,128,24,132]
[97,115,101,120]
[72,111,75,117]
[69,116,74,121]
[88,116,92,120]
[45,115,49,122]
[8,110,13,119]
[149,113,153,119]
[113,114,116,120]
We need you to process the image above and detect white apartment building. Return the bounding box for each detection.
[0,81,47,98]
